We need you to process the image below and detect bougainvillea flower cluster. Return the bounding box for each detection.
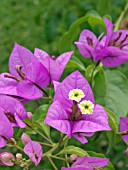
[45,70,111,144]
[61,155,109,170]
[22,133,42,166]
[75,18,128,67]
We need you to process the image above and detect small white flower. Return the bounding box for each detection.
[68,89,85,102]
[78,100,94,114]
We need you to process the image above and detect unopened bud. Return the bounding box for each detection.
[0,151,15,166]
[52,56,55,60]
[10,138,16,145]
[124,148,128,156]
[21,133,31,145]
[27,112,33,121]
[16,153,22,159]
[70,154,77,161]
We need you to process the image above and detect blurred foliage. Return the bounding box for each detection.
[0,0,128,170]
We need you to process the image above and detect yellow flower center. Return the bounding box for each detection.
[68,89,85,102]
[78,100,94,114]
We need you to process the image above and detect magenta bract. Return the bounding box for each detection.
[45,71,111,143]
[61,155,109,170]
[34,48,73,81]
[0,43,50,100]
[0,110,13,148]
[24,140,42,166]
[0,95,27,128]
[120,117,128,144]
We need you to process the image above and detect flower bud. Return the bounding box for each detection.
[0,151,15,166]
[52,56,55,60]
[27,112,33,121]
[124,148,128,156]
[21,133,31,145]
[16,153,22,159]
[70,154,77,161]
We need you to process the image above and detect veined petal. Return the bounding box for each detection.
[103,17,113,46]
[44,101,71,137]
[34,48,49,61]
[74,42,93,58]
[9,43,36,77]
[79,30,97,45]
[0,110,13,139]
[72,104,111,133]
[0,95,27,120]
[56,51,73,80]
[17,80,42,100]
[73,133,88,144]
[120,117,128,144]
[0,73,18,96]
[26,60,50,88]
[96,46,128,67]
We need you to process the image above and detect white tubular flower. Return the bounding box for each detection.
[78,100,94,114]
[68,89,85,102]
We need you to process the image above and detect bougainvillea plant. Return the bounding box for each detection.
[0,5,128,170]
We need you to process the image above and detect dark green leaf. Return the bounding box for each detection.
[93,67,106,105]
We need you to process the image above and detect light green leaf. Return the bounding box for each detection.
[58,146,88,156]
[105,70,128,120]
[66,55,85,71]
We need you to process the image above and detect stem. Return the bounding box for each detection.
[47,156,58,170]
[90,61,101,88]
[7,144,23,152]
[114,2,128,31]
[42,89,49,97]
[50,155,66,161]
[43,135,67,157]
[117,130,128,135]
[32,128,53,145]
[37,141,53,147]
[64,141,69,167]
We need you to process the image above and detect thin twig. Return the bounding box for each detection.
[47,156,58,170]
[114,2,128,31]
[32,128,53,145]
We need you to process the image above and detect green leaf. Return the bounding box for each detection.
[87,151,115,170]
[32,104,50,137]
[104,107,118,133]
[58,146,88,156]
[66,55,85,71]
[104,107,118,154]
[105,70,128,120]
[93,67,106,105]
[85,65,93,82]
[58,10,105,53]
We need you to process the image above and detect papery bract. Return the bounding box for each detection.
[0,151,15,166]
[0,43,50,100]
[21,133,31,145]
[24,140,42,166]
[61,155,109,170]
[95,18,128,67]
[0,95,26,128]
[0,110,13,148]
[120,117,128,144]
[74,30,99,59]
[45,71,111,143]
[34,48,73,81]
